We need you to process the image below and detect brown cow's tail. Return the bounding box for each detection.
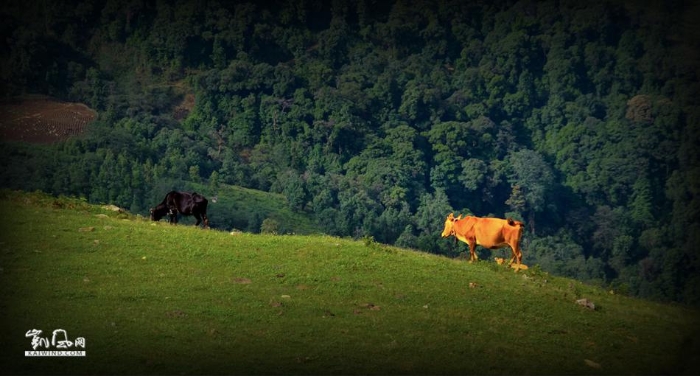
[506,218,525,241]
[512,220,524,238]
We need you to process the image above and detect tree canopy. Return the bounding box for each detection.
[1,0,699,305]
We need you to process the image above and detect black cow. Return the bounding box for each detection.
[150,191,209,228]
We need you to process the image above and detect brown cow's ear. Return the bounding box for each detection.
[447,213,454,219]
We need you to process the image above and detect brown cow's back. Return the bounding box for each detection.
[453,217,508,247]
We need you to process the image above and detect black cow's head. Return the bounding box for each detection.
[150,206,167,221]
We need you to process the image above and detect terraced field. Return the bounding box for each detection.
[0,96,96,144]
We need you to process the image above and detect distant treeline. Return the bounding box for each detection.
[1,0,699,304]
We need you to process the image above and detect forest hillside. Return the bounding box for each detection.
[1,0,699,304]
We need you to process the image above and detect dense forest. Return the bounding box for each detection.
[1,0,699,305]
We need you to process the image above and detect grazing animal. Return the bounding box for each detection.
[150,191,209,228]
[441,213,524,267]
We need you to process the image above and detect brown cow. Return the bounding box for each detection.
[441,213,524,267]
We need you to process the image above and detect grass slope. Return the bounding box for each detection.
[1,191,699,375]
[179,182,322,235]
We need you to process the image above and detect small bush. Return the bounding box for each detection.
[362,235,376,248]
[260,218,280,234]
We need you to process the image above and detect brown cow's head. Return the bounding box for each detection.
[441,213,458,237]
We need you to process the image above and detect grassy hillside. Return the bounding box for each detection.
[183,182,322,235]
[1,190,699,375]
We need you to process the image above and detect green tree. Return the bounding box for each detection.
[414,188,453,255]
[208,171,220,192]
[395,224,419,250]
[189,165,201,183]
[260,218,280,234]
[278,170,307,212]
[507,149,555,235]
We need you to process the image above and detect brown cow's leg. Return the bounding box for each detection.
[508,247,516,265]
[202,214,209,229]
[468,242,477,263]
[508,244,523,272]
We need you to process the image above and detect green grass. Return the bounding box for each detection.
[1,190,699,375]
[185,182,322,234]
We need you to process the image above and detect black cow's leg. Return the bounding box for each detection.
[167,205,178,225]
[194,213,202,227]
[202,213,209,229]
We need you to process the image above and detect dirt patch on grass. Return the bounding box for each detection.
[0,96,97,144]
[233,277,252,284]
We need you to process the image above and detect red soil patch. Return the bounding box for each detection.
[0,96,97,144]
